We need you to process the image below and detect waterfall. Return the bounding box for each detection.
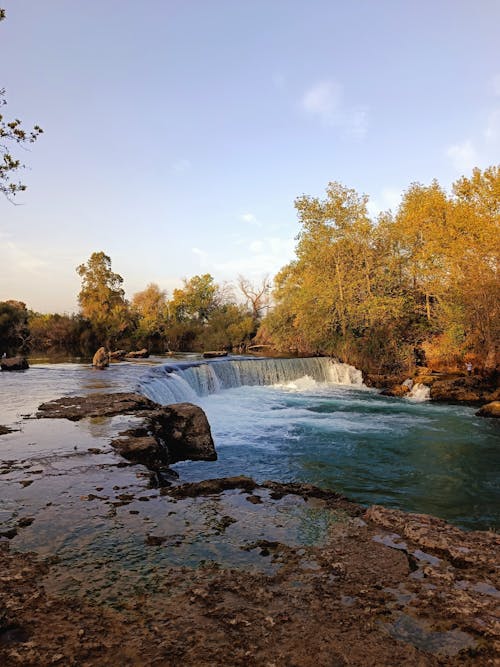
[138,356,363,405]
[406,382,431,402]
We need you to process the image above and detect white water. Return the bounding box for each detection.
[139,356,363,404]
[407,382,431,402]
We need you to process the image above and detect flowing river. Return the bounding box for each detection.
[1,355,498,531]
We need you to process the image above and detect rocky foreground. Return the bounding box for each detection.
[0,393,498,666]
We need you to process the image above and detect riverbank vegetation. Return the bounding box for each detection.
[1,166,498,374]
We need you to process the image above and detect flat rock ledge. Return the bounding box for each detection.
[36,392,216,469]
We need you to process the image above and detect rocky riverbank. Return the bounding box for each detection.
[0,392,498,665]
[365,368,500,414]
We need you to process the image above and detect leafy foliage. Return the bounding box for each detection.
[259,168,499,372]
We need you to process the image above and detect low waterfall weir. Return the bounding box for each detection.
[138,356,363,405]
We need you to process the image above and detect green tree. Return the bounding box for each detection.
[131,283,169,349]
[0,10,43,199]
[170,274,224,323]
[76,252,129,347]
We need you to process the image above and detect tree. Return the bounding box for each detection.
[0,10,43,199]
[76,252,129,347]
[237,275,271,320]
[170,274,225,323]
[131,283,169,347]
[0,300,29,354]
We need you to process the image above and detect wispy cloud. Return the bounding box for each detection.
[0,233,48,273]
[366,187,402,217]
[239,212,262,227]
[214,236,295,276]
[302,81,342,123]
[446,78,500,172]
[301,80,369,138]
[446,140,479,172]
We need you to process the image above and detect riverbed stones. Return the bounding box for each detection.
[125,348,149,359]
[0,356,29,371]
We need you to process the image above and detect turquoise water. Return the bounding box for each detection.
[164,376,499,531]
[1,357,498,531]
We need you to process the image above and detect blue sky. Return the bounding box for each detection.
[1,0,499,312]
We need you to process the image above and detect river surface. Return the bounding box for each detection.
[1,355,498,531]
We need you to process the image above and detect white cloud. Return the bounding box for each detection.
[446,140,479,172]
[301,80,368,138]
[302,81,342,123]
[214,236,295,277]
[367,187,402,217]
[240,212,262,227]
[0,234,48,273]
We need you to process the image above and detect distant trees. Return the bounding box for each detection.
[0,10,43,199]
[76,252,130,347]
[0,300,29,355]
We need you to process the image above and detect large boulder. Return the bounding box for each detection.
[92,347,109,369]
[476,401,500,418]
[1,356,29,371]
[149,402,216,463]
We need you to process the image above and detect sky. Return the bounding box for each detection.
[1,0,499,313]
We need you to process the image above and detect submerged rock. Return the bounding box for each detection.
[1,356,29,371]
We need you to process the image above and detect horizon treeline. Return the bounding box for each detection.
[1,165,498,373]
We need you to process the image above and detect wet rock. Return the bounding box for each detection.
[37,392,156,421]
[145,534,167,546]
[364,505,499,569]
[0,356,29,372]
[109,349,127,361]
[17,518,34,528]
[0,528,17,539]
[165,476,257,498]
[148,402,216,463]
[0,425,14,435]
[476,400,500,418]
[203,351,228,358]
[429,375,499,403]
[111,435,169,469]
[92,347,109,369]
[380,384,410,398]
[125,348,149,359]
